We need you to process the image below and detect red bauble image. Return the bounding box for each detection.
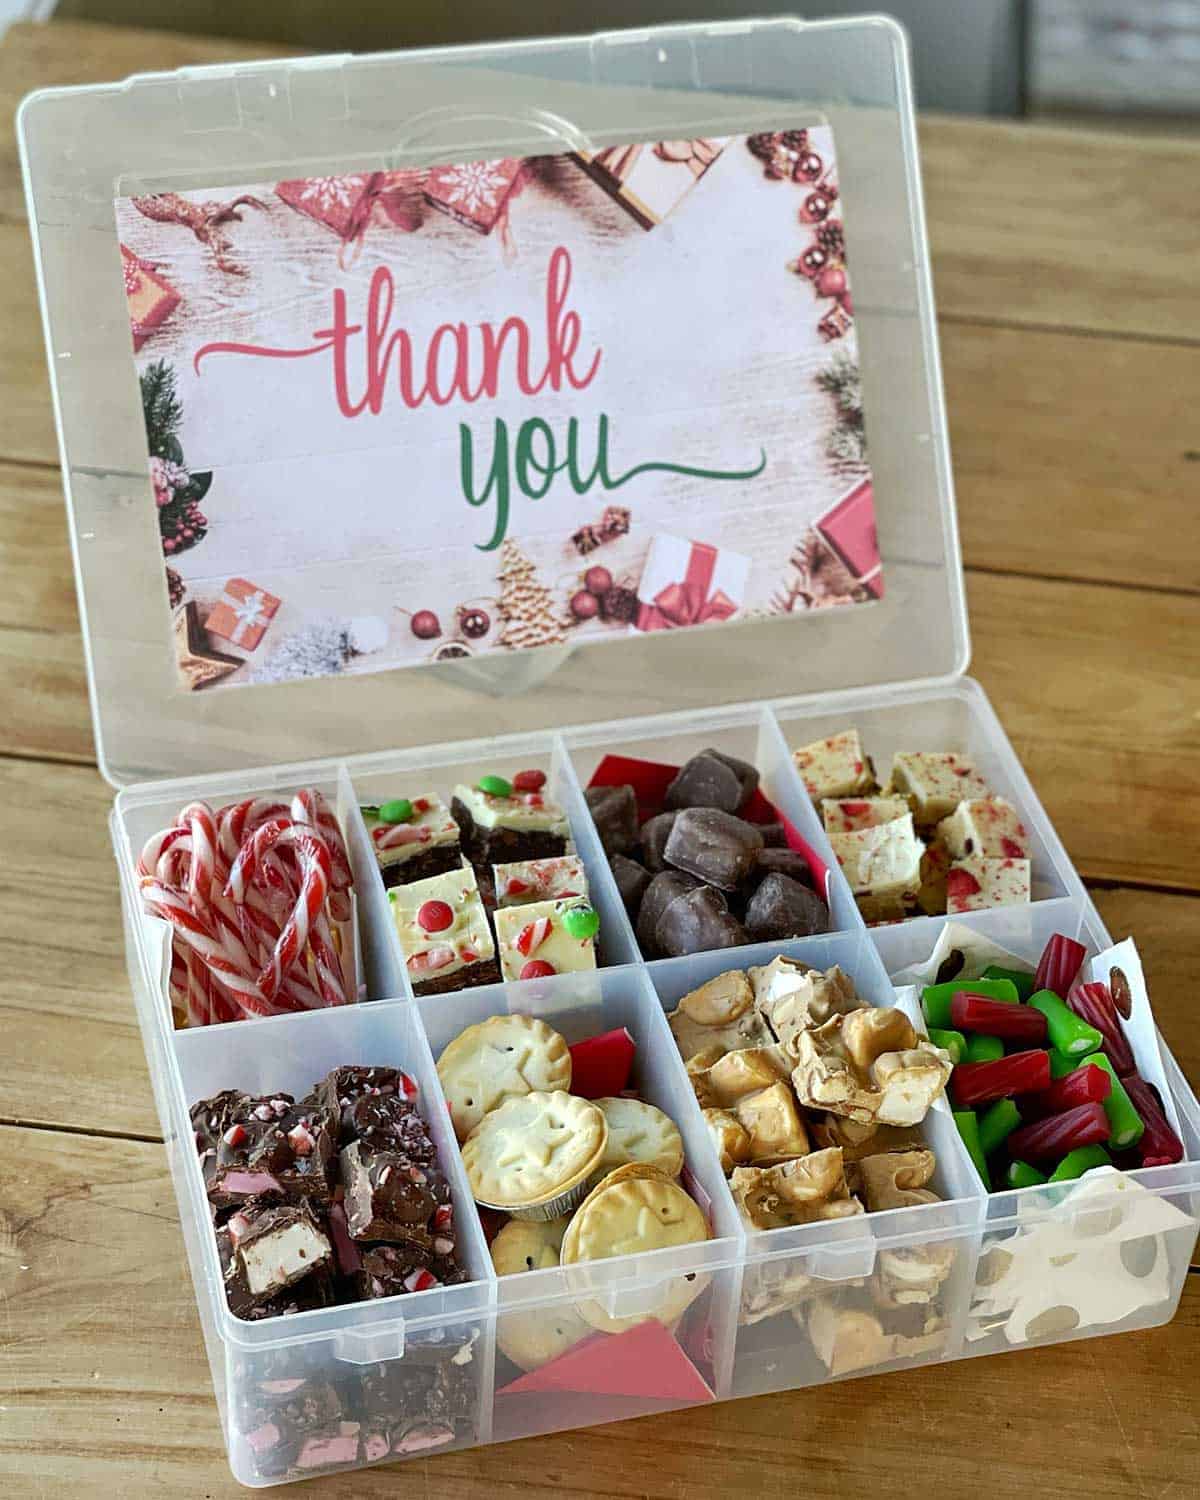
[458,606,491,640]
[410,609,441,640]
[799,189,836,224]
[570,589,600,621]
[815,265,848,299]
[793,150,823,182]
[794,243,827,278]
[583,565,613,596]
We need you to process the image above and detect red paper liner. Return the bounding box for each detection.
[496,1318,714,1402]
[586,753,832,901]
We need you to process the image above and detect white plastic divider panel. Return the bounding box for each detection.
[344,731,640,1002]
[644,931,987,1400]
[562,703,865,951]
[415,964,742,1441]
[773,677,1082,909]
[170,1000,496,1486]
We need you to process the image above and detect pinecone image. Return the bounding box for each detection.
[779,129,808,152]
[600,585,638,624]
[166,566,185,609]
[746,133,778,161]
[817,218,846,261]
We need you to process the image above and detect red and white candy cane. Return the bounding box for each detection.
[178,801,219,909]
[217,798,289,870]
[292,789,353,922]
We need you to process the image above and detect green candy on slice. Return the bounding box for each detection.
[561,904,600,941]
[478,774,513,798]
[377,797,415,825]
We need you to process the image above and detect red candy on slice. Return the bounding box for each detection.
[519,959,557,980]
[951,1048,1050,1108]
[1020,1062,1111,1121]
[516,916,553,956]
[513,769,547,792]
[950,992,1048,1044]
[1068,981,1136,1076]
[569,1026,636,1099]
[416,899,454,933]
[1007,1101,1110,1162]
[1123,1074,1185,1167]
[1034,933,1087,1000]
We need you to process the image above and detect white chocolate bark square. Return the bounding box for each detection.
[493,854,589,908]
[828,813,924,922]
[493,897,599,982]
[821,796,909,834]
[389,864,496,984]
[792,729,874,801]
[887,751,991,825]
[936,797,1030,861]
[946,855,1031,914]
[453,781,570,836]
[362,792,459,872]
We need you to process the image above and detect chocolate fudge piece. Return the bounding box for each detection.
[665,748,759,813]
[357,1241,466,1299]
[656,884,748,958]
[744,872,831,942]
[362,793,463,890]
[192,1089,295,1207]
[239,1377,354,1479]
[609,853,652,917]
[217,1205,337,1321]
[664,807,764,889]
[640,810,679,871]
[636,869,701,955]
[451,777,569,867]
[584,782,640,856]
[233,1198,334,1300]
[244,1093,337,1206]
[341,1140,442,1244]
[320,1066,418,1146]
[358,1344,477,1454]
[343,1094,435,1159]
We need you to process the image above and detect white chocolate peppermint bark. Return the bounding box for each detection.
[828,813,924,922]
[389,865,496,986]
[946,855,1031,914]
[493,897,599,982]
[362,793,460,872]
[452,781,569,836]
[792,729,875,801]
[493,855,589,908]
[887,751,991,826]
[936,797,1030,861]
[821,796,909,834]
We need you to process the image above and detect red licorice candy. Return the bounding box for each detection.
[951,1049,1051,1109]
[1067,981,1135,1076]
[1007,1101,1110,1162]
[568,1027,636,1098]
[1020,1062,1111,1121]
[1034,933,1087,1000]
[1122,1074,1185,1167]
[950,992,1048,1044]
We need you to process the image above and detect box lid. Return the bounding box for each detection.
[18,15,967,788]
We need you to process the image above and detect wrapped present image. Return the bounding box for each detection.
[204,577,282,651]
[424,158,524,234]
[815,480,883,599]
[634,535,750,633]
[121,244,180,351]
[573,138,728,229]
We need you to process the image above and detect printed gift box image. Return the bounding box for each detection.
[112,126,881,692]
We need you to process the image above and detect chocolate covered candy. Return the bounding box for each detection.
[341,1141,446,1244]
[585,783,640,856]
[665,748,759,813]
[609,853,652,917]
[232,1199,334,1300]
[637,870,701,954]
[663,807,764,890]
[320,1066,417,1145]
[656,884,748,958]
[746,847,815,891]
[640,810,679,871]
[744,872,830,941]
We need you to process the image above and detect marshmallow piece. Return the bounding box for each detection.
[730,1148,863,1231]
[936,796,1030,860]
[237,1203,333,1299]
[791,1008,953,1126]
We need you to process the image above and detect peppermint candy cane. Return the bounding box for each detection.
[254,827,332,1003]
[217,798,288,870]
[138,824,189,879]
[291,789,353,922]
[306,907,349,1007]
[179,800,218,909]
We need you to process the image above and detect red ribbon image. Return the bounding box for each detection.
[635,540,738,632]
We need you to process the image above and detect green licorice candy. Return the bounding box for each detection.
[963,1034,1005,1064]
[978,1098,1022,1157]
[377,797,414,825]
[927,1027,967,1063]
[954,1110,991,1190]
[1047,1047,1079,1079]
[922,976,1019,1030]
[1029,989,1104,1057]
[982,964,1037,1002]
[1048,1144,1113,1182]
[1083,1051,1146,1149]
[1005,1160,1048,1189]
[477,774,513,798]
[560,903,600,940]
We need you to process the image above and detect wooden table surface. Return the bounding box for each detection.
[2,18,1199,1499]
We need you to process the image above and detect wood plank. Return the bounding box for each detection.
[1,1121,1197,1498]
[919,114,1200,341]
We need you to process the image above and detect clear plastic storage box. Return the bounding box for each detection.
[19,13,1200,1489]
